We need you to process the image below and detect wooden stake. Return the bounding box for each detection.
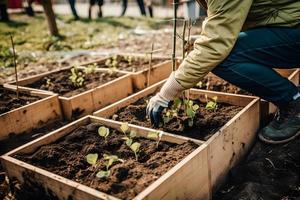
[182,20,187,60]
[172,0,177,71]
[187,18,192,54]
[10,35,19,99]
[147,43,154,87]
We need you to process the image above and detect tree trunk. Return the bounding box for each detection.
[41,0,59,36]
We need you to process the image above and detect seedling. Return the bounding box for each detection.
[69,67,85,87]
[86,153,98,165]
[120,123,140,161]
[205,96,218,111]
[96,154,124,179]
[98,126,110,142]
[162,98,181,124]
[147,131,163,148]
[184,99,200,127]
[120,122,129,134]
[45,78,54,88]
[162,97,200,127]
[84,64,96,74]
[105,56,118,72]
[123,55,132,65]
[130,142,140,161]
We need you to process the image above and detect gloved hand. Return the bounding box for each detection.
[146,73,185,127]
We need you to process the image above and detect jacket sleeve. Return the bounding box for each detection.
[175,0,253,88]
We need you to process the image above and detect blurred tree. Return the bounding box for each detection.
[41,0,59,36]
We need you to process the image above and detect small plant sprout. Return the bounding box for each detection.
[69,67,85,87]
[130,142,141,161]
[206,96,218,111]
[162,98,181,125]
[86,153,98,165]
[184,99,200,127]
[119,123,141,161]
[98,126,110,142]
[122,130,136,147]
[84,64,96,74]
[96,154,124,179]
[147,131,163,147]
[120,122,129,135]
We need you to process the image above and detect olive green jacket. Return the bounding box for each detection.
[175,0,300,88]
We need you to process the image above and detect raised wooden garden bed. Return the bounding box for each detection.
[5,67,134,120]
[0,86,62,141]
[80,54,174,91]
[94,80,260,192]
[1,115,210,200]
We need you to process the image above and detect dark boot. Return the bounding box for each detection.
[0,4,9,21]
[259,97,300,144]
[25,6,35,16]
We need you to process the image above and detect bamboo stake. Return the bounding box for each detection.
[172,0,177,71]
[187,18,192,54]
[182,20,187,60]
[10,35,19,99]
[147,42,154,87]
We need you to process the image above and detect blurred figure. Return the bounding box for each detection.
[145,0,153,17]
[68,0,80,20]
[121,0,146,16]
[88,0,103,19]
[24,0,35,16]
[0,0,9,21]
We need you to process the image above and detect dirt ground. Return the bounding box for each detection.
[214,138,300,200]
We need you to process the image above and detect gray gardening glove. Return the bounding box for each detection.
[146,73,185,127]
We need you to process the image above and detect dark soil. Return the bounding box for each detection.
[0,86,41,115]
[0,119,69,200]
[194,73,251,95]
[214,138,300,200]
[99,55,168,72]
[112,96,243,141]
[26,69,124,97]
[15,122,199,200]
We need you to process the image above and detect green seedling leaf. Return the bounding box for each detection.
[130,142,140,153]
[173,98,182,109]
[130,142,141,161]
[96,170,110,178]
[129,130,137,138]
[206,101,217,110]
[147,131,163,147]
[122,136,133,146]
[120,122,129,134]
[98,126,110,141]
[192,104,200,111]
[147,131,159,139]
[103,154,124,169]
[86,153,98,165]
[186,107,195,118]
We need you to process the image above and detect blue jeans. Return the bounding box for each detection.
[212,27,300,108]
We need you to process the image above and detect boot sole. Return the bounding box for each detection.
[258,130,300,144]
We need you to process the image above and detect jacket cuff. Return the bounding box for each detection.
[159,72,185,101]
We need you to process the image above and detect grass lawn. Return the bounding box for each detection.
[0,13,168,68]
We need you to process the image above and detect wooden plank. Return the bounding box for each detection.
[206,98,260,192]
[132,61,172,91]
[94,80,163,118]
[1,156,119,200]
[0,92,63,141]
[1,115,209,200]
[90,116,203,145]
[135,144,210,200]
